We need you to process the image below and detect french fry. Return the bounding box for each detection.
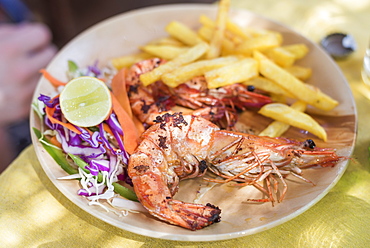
[165,21,204,46]
[147,37,185,47]
[199,14,214,27]
[254,51,338,111]
[140,45,190,60]
[284,65,312,81]
[162,56,239,88]
[244,76,294,98]
[199,15,244,44]
[281,43,309,59]
[198,25,236,55]
[225,17,252,40]
[236,33,282,56]
[140,42,209,86]
[259,101,307,137]
[269,93,287,103]
[111,52,152,70]
[197,25,212,41]
[205,58,258,89]
[243,27,279,38]
[258,102,327,141]
[264,47,295,67]
[206,0,230,59]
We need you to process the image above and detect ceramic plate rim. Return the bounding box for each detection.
[30,3,357,241]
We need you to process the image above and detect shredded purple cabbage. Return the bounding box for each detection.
[39,94,131,187]
[38,94,59,108]
[78,184,105,196]
[87,60,101,77]
[86,159,110,176]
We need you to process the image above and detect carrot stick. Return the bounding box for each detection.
[50,136,62,149]
[110,92,139,154]
[111,68,133,118]
[40,69,67,87]
[132,114,145,136]
[44,97,82,134]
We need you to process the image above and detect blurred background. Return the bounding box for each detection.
[0,0,214,171]
[22,0,216,48]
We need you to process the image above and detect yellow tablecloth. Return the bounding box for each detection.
[1,0,370,247]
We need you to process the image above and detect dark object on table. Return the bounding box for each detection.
[320,33,357,60]
[7,119,32,157]
[0,0,34,23]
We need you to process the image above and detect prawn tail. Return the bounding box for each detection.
[151,200,221,230]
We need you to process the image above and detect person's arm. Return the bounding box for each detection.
[0,23,56,171]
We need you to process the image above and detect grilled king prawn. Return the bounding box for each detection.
[128,113,345,230]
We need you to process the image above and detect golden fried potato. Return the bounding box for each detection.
[254,51,338,111]
[236,33,282,56]
[264,47,295,67]
[206,0,230,59]
[259,101,307,137]
[110,52,152,70]
[140,42,209,86]
[205,58,258,89]
[162,56,239,88]
[165,21,204,46]
[147,37,185,47]
[199,15,245,44]
[244,76,294,98]
[281,43,309,59]
[225,17,252,40]
[243,28,282,39]
[198,25,236,55]
[140,45,190,60]
[258,102,327,141]
[284,65,312,81]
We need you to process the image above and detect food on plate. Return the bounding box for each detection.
[264,43,309,67]
[35,89,139,206]
[258,102,327,141]
[205,0,229,59]
[125,58,271,129]
[283,65,312,81]
[253,50,338,111]
[204,58,258,88]
[129,113,344,230]
[140,44,190,60]
[110,0,337,140]
[140,42,209,86]
[165,21,204,46]
[161,55,239,88]
[280,43,309,59]
[33,0,347,231]
[259,101,307,137]
[111,52,152,70]
[244,76,295,98]
[236,32,282,56]
[59,76,112,127]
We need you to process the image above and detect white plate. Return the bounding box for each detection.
[30,4,357,241]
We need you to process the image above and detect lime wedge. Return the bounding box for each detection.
[59,76,112,127]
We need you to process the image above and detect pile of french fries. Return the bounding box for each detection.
[110,0,338,142]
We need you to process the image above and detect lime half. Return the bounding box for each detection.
[59,76,112,127]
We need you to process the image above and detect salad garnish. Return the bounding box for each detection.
[34,61,139,215]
